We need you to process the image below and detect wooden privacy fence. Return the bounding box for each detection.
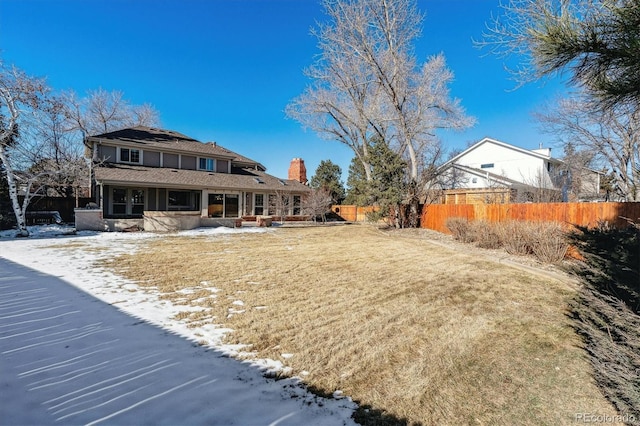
[331,205,377,222]
[421,202,640,234]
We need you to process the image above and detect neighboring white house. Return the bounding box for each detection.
[435,137,602,204]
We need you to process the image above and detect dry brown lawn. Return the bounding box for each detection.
[104,225,616,425]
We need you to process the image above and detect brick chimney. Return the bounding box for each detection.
[288,158,307,184]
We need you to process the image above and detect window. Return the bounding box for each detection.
[131,189,145,215]
[112,188,127,215]
[110,188,145,217]
[225,194,239,218]
[207,193,239,217]
[480,163,494,169]
[120,148,141,164]
[293,195,301,215]
[199,158,215,171]
[208,194,223,217]
[169,190,200,211]
[169,191,189,208]
[254,194,264,216]
[267,194,277,215]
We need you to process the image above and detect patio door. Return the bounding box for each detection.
[208,193,239,218]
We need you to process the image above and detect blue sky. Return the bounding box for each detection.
[1,0,569,182]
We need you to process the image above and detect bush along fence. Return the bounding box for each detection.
[421,202,640,234]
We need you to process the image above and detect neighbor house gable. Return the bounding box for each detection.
[441,137,564,189]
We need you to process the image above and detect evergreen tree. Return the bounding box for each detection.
[482,0,640,108]
[345,157,369,205]
[366,138,407,226]
[310,159,346,204]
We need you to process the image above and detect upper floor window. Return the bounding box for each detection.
[199,157,215,171]
[120,148,141,164]
[480,163,494,169]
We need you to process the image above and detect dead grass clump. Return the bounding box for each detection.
[103,225,616,425]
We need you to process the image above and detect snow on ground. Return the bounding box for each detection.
[0,225,358,425]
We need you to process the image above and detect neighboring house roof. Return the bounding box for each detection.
[87,126,267,171]
[94,163,310,193]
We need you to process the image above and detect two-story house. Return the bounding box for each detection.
[76,126,310,231]
[435,137,602,204]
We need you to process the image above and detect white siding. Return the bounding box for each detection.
[454,140,553,188]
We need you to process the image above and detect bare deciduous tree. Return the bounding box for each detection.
[302,188,334,223]
[536,95,639,201]
[287,0,473,227]
[63,88,160,144]
[29,96,89,199]
[0,61,52,236]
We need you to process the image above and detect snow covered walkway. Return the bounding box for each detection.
[0,258,355,425]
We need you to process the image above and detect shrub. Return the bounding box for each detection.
[472,220,503,249]
[495,220,533,256]
[446,217,476,243]
[568,221,640,420]
[449,218,570,264]
[528,222,569,264]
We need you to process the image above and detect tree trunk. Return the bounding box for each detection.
[0,146,29,236]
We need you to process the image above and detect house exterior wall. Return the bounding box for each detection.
[443,168,511,190]
[163,153,179,168]
[99,145,117,163]
[455,142,552,187]
[181,155,196,170]
[217,159,229,173]
[143,150,161,167]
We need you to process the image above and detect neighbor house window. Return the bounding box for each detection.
[480,163,494,169]
[120,148,141,164]
[199,158,215,171]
